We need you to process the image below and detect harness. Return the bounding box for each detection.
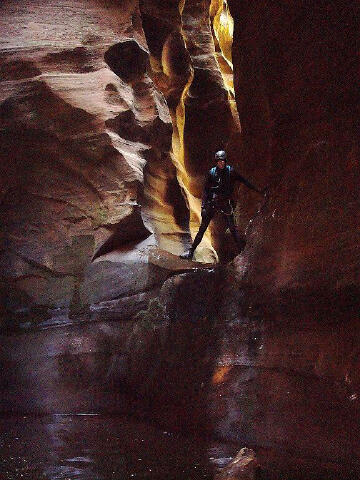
[207,165,234,215]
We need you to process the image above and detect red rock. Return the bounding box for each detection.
[0,0,176,324]
[1,2,359,479]
[212,2,360,477]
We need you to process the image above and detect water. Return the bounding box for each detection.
[0,414,234,480]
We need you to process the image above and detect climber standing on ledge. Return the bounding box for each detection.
[180,150,265,260]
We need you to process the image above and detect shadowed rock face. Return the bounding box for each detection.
[0,0,175,326]
[228,0,360,294]
[104,40,149,83]
[1,1,360,480]
[214,1,360,478]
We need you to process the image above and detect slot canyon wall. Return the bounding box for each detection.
[218,2,360,476]
[1,1,359,479]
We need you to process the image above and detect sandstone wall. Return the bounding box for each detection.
[0,0,175,326]
[0,0,239,327]
[210,1,360,477]
[228,0,359,295]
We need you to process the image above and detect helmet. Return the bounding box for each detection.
[215,150,227,161]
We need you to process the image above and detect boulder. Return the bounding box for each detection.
[215,448,257,480]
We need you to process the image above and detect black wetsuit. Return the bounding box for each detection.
[191,164,260,252]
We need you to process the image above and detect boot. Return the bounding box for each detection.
[180,248,194,260]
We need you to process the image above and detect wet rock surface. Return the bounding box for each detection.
[0,250,222,417]
[206,270,360,479]
[219,1,360,478]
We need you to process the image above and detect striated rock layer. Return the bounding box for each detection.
[0,0,241,326]
[0,0,181,328]
[139,0,241,263]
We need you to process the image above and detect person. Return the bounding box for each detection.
[180,150,264,260]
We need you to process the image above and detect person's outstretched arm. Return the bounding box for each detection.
[233,168,263,194]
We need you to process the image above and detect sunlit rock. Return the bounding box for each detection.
[140,0,240,263]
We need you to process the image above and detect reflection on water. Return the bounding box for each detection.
[0,414,234,480]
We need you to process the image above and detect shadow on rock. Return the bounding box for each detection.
[125,267,226,436]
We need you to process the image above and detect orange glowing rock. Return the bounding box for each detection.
[212,365,232,384]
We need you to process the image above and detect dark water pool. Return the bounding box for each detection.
[0,414,234,480]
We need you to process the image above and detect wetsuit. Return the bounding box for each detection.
[191,165,260,252]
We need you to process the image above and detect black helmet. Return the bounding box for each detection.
[215,150,227,161]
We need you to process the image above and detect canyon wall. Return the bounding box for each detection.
[0,0,238,328]
[1,1,359,479]
[0,0,172,327]
[210,1,360,478]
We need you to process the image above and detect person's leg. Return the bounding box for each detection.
[180,207,214,259]
[226,213,246,252]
